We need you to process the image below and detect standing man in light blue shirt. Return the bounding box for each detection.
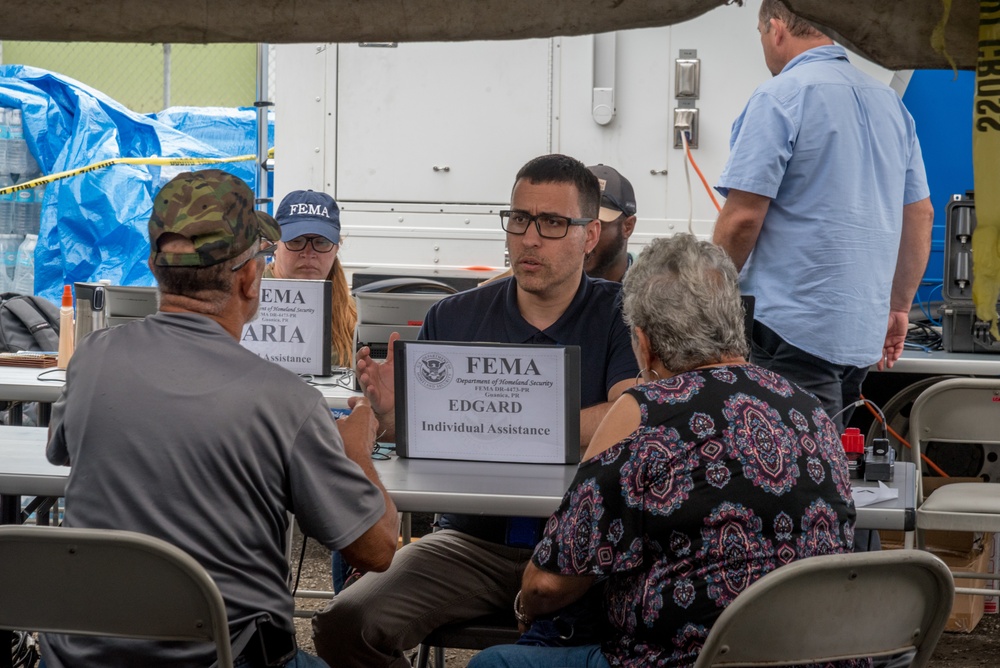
[713,0,933,436]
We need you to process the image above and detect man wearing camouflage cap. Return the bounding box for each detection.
[43,169,399,668]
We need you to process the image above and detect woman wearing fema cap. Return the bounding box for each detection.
[266,190,357,369]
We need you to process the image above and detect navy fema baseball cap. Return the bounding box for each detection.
[275,190,341,244]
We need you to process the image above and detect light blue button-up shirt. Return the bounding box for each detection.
[717,45,929,367]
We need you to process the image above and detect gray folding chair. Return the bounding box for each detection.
[908,376,1000,596]
[0,525,234,667]
[692,550,954,668]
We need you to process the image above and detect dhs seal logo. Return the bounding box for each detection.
[415,353,453,389]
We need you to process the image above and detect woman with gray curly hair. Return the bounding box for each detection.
[471,234,859,668]
[622,232,749,375]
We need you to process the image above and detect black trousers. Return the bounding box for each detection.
[750,320,869,433]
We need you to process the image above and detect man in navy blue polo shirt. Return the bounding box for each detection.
[313,154,638,667]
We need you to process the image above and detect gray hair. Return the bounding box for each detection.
[622,234,749,372]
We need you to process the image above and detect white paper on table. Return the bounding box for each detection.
[851,481,898,508]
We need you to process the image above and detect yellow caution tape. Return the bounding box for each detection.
[973,0,1000,338]
[0,153,261,196]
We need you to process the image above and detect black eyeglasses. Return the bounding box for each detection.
[231,238,277,272]
[285,236,337,253]
[499,210,593,239]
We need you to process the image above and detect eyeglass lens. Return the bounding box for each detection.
[501,211,572,239]
[286,236,336,253]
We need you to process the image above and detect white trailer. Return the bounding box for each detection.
[273,0,899,277]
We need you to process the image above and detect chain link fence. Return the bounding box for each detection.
[0,42,276,112]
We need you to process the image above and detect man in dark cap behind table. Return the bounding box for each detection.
[42,169,399,668]
[585,164,637,283]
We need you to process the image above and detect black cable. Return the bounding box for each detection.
[904,319,943,352]
[334,369,356,388]
[291,533,308,596]
[299,369,356,389]
[35,368,67,382]
[372,443,395,461]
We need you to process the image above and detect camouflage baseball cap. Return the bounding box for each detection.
[149,169,280,267]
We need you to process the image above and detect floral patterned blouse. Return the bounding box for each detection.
[532,364,858,667]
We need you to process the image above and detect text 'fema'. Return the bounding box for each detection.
[466,357,540,375]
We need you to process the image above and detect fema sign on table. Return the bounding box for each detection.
[240,278,331,375]
[395,340,580,464]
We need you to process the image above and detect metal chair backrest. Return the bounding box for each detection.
[0,525,234,667]
[692,550,954,668]
[907,376,1000,502]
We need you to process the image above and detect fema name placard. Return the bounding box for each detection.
[240,278,332,376]
[395,341,580,464]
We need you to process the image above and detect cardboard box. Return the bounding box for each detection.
[985,533,1000,615]
[942,536,992,633]
[880,531,992,633]
[880,477,993,633]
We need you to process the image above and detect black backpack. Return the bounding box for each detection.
[0,292,60,353]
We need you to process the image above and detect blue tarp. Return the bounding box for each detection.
[0,65,272,303]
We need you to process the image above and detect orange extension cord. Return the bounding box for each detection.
[683,134,722,213]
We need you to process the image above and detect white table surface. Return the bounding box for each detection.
[373,456,581,517]
[1,336,996,396]
[851,461,916,531]
[0,426,68,498]
[0,366,66,403]
[308,373,362,410]
[0,366,361,410]
[0,427,914,532]
[0,350,992,411]
[374,456,917,531]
